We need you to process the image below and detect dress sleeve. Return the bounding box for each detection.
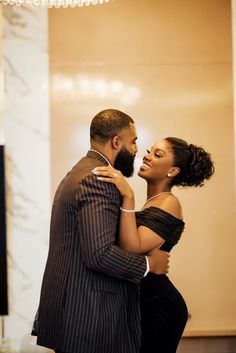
[136,207,185,246]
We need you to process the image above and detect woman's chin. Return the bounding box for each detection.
[138,169,146,179]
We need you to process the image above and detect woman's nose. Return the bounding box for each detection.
[143,154,151,161]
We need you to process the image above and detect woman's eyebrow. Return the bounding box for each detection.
[153,148,166,155]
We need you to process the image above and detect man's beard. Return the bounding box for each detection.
[114,146,135,177]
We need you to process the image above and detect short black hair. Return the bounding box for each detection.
[90,109,134,143]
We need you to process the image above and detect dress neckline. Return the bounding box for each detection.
[137,206,184,224]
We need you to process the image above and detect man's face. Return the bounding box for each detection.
[114,123,138,177]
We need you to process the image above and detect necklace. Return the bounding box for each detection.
[143,191,172,207]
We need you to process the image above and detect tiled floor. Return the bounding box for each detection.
[177,337,236,353]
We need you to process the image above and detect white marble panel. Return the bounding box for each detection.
[2,6,50,353]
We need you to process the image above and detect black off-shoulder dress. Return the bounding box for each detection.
[136,207,188,353]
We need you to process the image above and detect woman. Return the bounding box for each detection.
[92,137,214,353]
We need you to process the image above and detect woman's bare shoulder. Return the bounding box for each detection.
[152,194,183,220]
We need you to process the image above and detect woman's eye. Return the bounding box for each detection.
[146,149,151,154]
[154,153,161,158]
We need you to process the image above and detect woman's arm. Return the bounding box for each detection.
[78,173,146,282]
[92,166,165,254]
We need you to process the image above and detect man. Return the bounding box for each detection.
[32,109,169,353]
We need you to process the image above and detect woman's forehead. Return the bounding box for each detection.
[152,139,172,151]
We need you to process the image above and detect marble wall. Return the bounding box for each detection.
[1,6,50,353]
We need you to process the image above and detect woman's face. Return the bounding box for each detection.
[138,139,176,181]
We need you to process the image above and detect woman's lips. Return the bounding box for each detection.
[140,162,151,170]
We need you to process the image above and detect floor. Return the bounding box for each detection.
[177,337,236,353]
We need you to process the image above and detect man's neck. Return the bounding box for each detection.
[89,148,111,166]
[90,143,115,166]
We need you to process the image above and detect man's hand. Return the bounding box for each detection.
[147,248,170,275]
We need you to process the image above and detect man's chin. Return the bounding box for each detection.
[121,167,134,178]
[114,147,135,177]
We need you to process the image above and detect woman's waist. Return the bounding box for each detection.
[141,272,169,284]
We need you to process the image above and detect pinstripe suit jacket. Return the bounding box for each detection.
[34,150,146,353]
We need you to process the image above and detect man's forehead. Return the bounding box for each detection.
[119,123,137,138]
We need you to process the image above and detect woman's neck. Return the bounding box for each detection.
[146,183,171,200]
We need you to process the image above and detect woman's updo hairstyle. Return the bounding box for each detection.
[165,137,215,187]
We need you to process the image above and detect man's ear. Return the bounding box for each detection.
[167,167,180,177]
[111,135,121,150]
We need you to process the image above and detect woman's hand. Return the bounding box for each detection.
[92,166,134,199]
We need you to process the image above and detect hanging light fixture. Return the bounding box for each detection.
[1,0,113,7]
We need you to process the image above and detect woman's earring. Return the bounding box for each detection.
[167,173,171,177]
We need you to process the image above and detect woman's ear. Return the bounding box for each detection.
[167,167,180,177]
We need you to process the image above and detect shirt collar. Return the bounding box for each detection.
[87,149,111,166]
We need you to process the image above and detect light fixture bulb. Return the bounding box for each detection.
[2,0,113,7]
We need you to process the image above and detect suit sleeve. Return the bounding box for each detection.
[77,173,146,284]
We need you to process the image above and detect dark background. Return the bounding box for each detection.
[0,145,8,315]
